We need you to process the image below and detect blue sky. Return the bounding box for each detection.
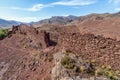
[0,0,120,22]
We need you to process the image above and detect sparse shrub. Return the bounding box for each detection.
[61,56,75,69]
[0,29,8,39]
[33,53,41,61]
[94,68,101,76]
[80,66,85,73]
[23,44,29,48]
[94,65,120,80]
[74,66,80,73]
[84,60,120,80]
[72,66,80,76]
[65,49,73,53]
[60,54,120,80]
[115,70,120,75]
[101,66,119,80]
[47,56,53,62]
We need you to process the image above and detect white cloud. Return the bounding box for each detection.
[28,4,45,11]
[2,16,40,22]
[29,0,96,11]
[109,0,120,4]
[0,6,28,11]
[11,7,28,11]
[52,0,96,6]
[0,4,46,12]
[7,4,46,12]
[108,0,120,11]
[115,7,120,11]
[1,0,97,12]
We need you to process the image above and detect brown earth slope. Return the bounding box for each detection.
[70,13,120,40]
[0,24,56,80]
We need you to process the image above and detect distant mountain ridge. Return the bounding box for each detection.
[0,19,21,28]
[1,12,120,28]
[31,15,78,27]
[39,15,78,24]
[31,12,120,27]
[0,15,78,28]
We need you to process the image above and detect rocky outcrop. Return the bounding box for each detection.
[58,32,120,70]
[8,24,51,49]
[0,62,9,80]
[52,51,110,80]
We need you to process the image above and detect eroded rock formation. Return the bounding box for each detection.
[8,24,51,49]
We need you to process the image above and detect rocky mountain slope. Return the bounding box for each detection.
[1,12,120,80]
[31,15,78,27]
[70,12,120,40]
[0,24,119,80]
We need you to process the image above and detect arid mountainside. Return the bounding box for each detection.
[0,12,120,80]
[32,12,120,40]
[71,13,120,40]
[0,24,55,80]
[31,15,78,27]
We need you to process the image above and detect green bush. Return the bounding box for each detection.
[0,29,8,39]
[61,56,75,69]
[101,66,119,80]
[61,55,120,80]
[94,65,119,80]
